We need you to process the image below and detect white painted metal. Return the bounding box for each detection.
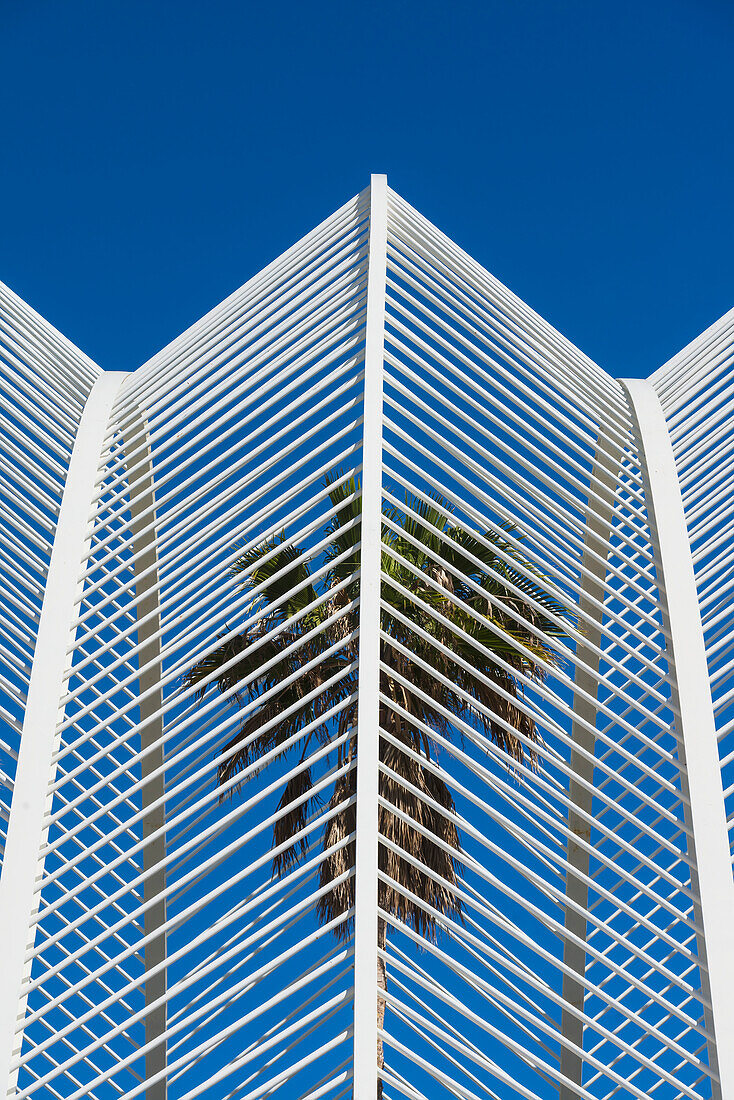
[622,377,734,1100]
[0,370,124,1096]
[121,398,168,1099]
[559,436,622,1100]
[354,173,388,1100]
[1,179,732,1100]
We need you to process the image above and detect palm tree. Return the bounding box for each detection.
[184,474,570,1094]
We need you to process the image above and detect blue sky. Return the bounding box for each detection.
[2,0,733,377]
[3,5,727,1093]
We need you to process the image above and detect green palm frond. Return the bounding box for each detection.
[183,628,260,704]
[184,470,574,958]
[322,472,363,595]
[231,533,318,615]
[399,490,452,549]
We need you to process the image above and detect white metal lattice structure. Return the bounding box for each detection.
[1,176,733,1100]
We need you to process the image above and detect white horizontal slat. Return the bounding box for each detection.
[3,178,731,1100]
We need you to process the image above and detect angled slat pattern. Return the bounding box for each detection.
[12,189,369,1100]
[376,190,714,1100]
[0,283,99,864]
[1,179,731,1100]
[651,314,734,876]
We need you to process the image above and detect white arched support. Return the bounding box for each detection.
[621,377,734,1100]
[122,398,168,1100]
[560,434,622,1100]
[0,371,125,1097]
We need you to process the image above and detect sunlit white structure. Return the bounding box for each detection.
[1,175,733,1100]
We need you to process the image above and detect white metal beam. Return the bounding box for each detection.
[353,173,387,1100]
[0,370,125,1098]
[122,399,168,1100]
[4,182,731,1100]
[560,434,622,1098]
[622,377,734,1100]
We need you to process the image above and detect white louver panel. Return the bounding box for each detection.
[1,176,731,1100]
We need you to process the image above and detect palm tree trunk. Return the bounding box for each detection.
[377,918,387,1099]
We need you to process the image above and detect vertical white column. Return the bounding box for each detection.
[122,403,167,1100]
[353,173,388,1100]
[560,436,621,1098]
[0,371,125,1098]
[621,377,734,1100]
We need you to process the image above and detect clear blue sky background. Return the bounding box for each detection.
[2,0,733,378]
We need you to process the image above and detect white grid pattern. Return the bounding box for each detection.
[0,177,731,1100]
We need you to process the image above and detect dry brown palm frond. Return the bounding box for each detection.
[317,758,357,938]
[186,473,572,953]
[379,727,463,941]
[184,472,575,1098]
[271,762,317,876]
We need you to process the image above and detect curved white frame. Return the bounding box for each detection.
[621,378,734,1100]
[122,396,168,1099]
[0,371,125,1093]
[1,180,733,1100]
[559,433,623,1100]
